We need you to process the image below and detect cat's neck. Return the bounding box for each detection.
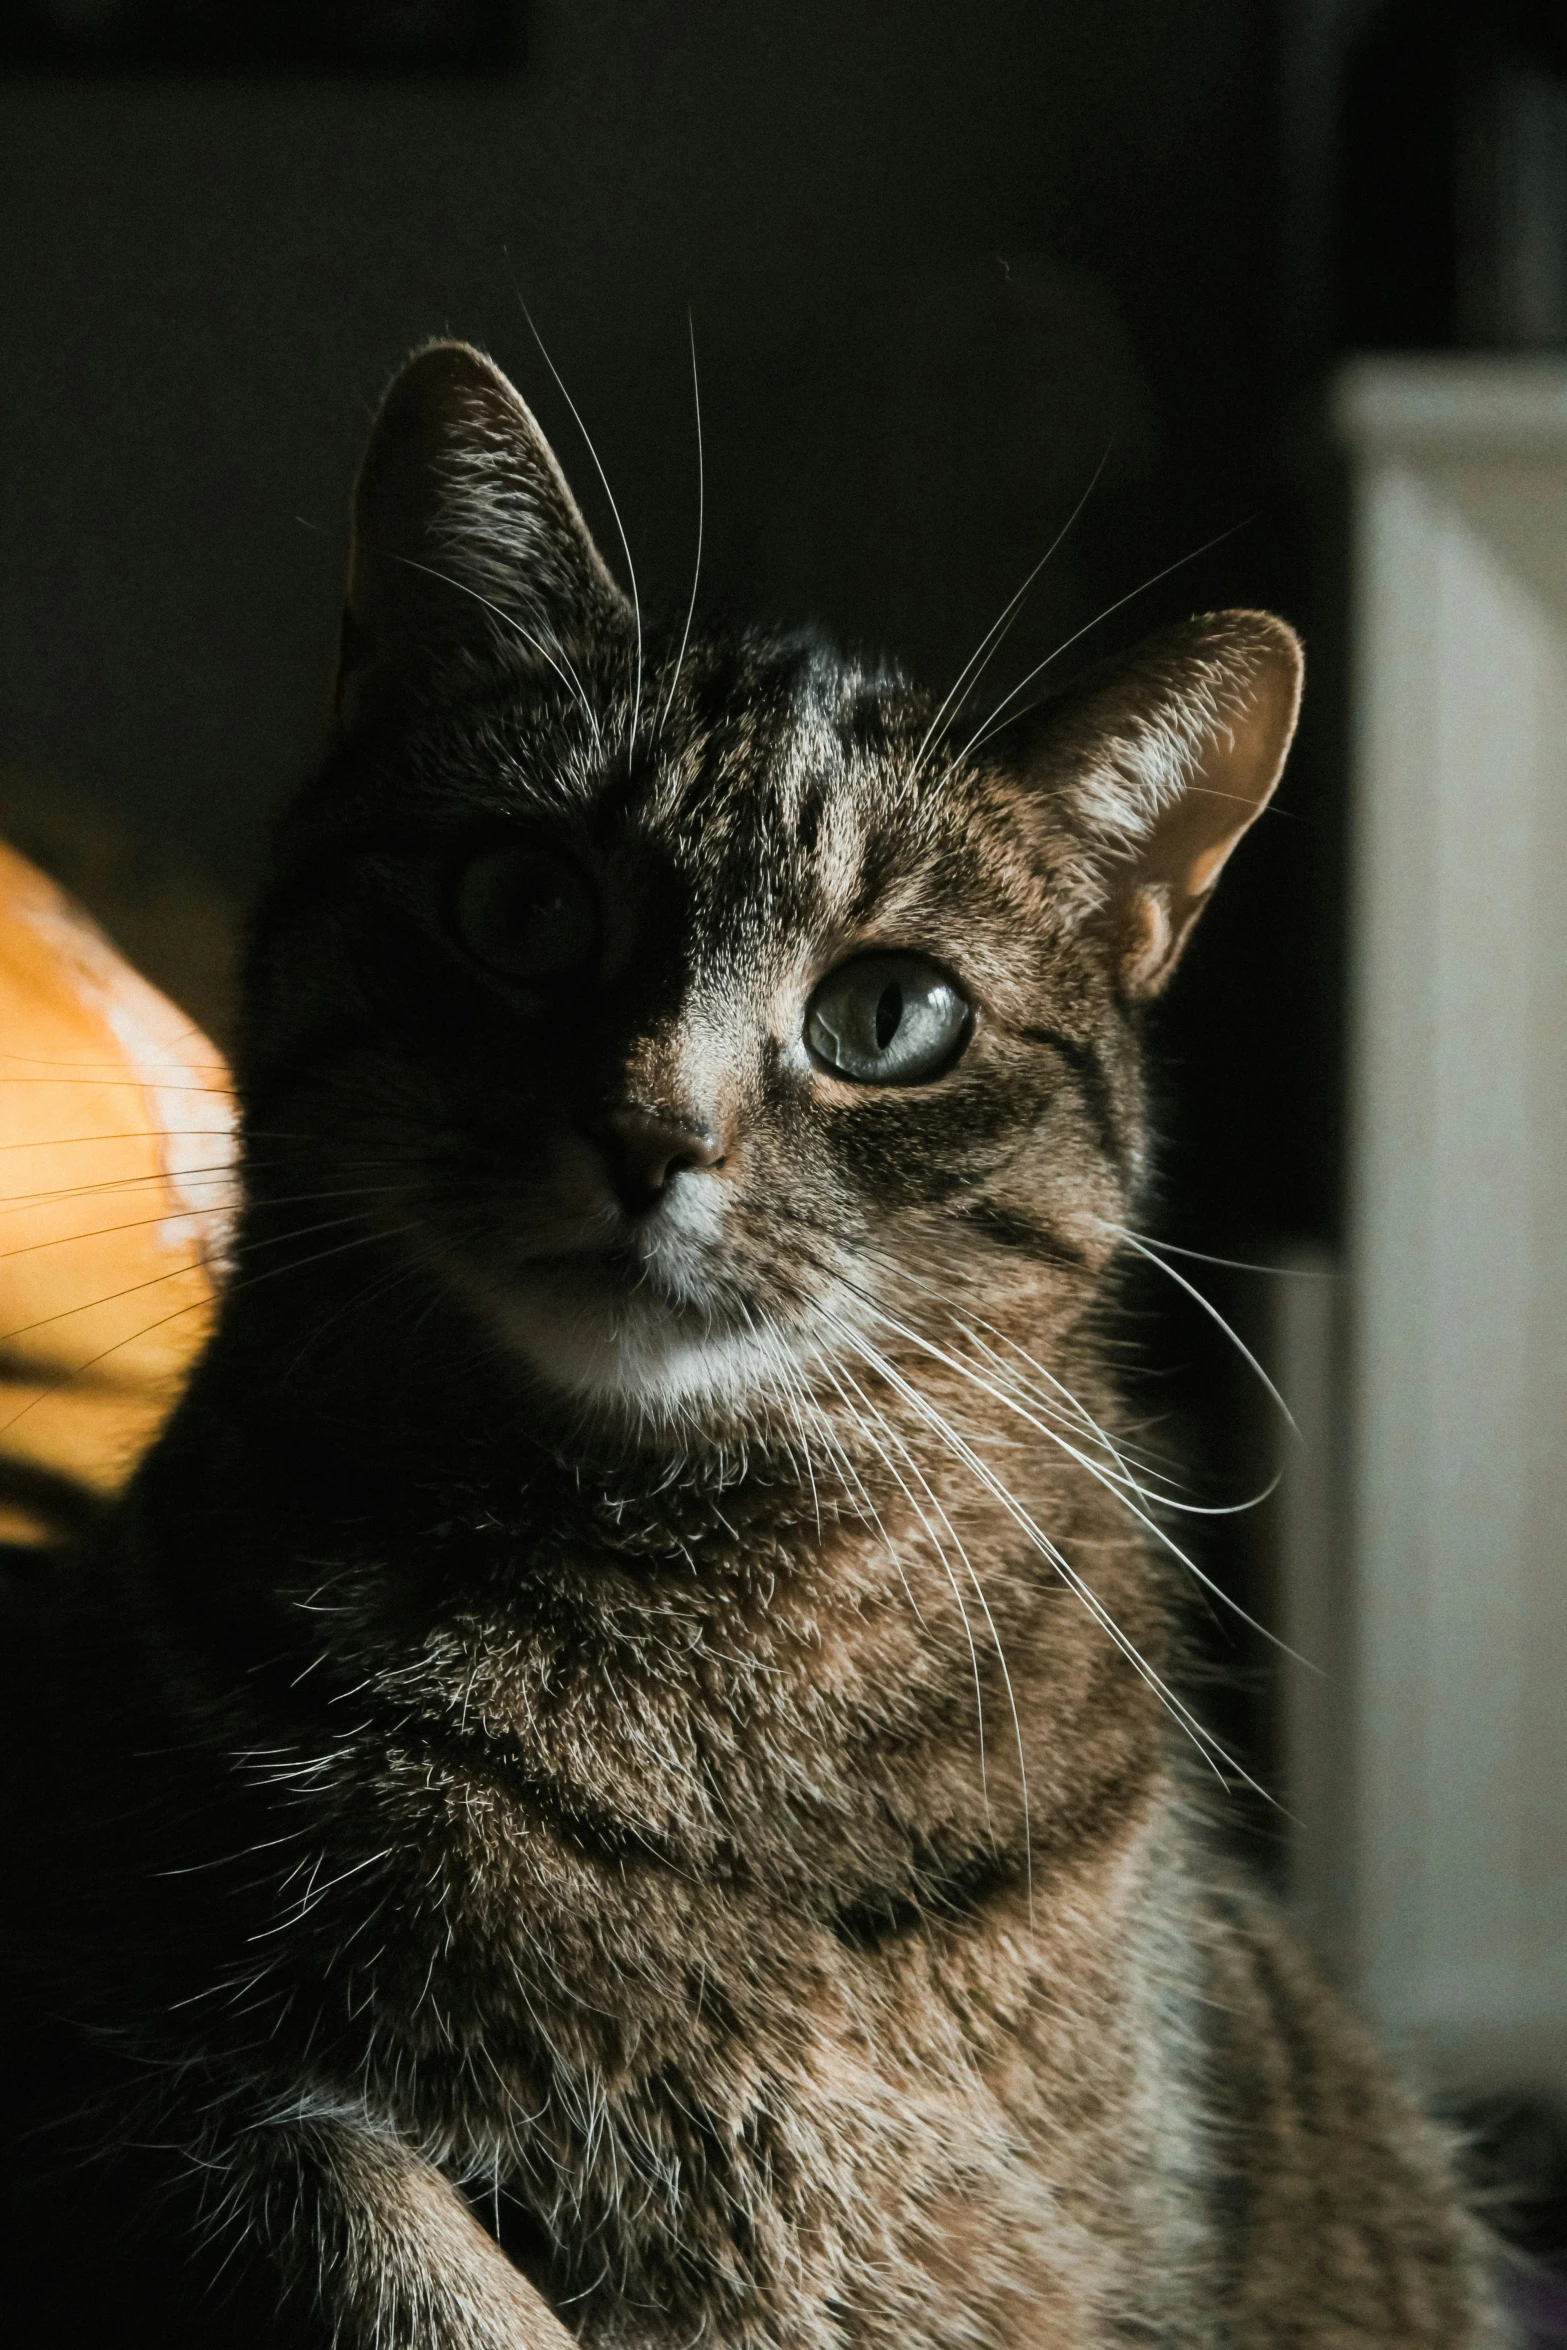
[154,1225,1137,1588]
[113,1232,1169,1945]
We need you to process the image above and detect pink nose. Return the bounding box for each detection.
[591,1106,724,1216]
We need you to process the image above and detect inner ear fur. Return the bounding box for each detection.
[1026,609,1303,999]
[336,339,628,731]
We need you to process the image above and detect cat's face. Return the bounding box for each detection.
[242,344,1300,1439]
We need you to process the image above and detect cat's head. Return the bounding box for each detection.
[241,342,1300,1441]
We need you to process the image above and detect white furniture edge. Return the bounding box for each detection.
[1337,353,1567,458]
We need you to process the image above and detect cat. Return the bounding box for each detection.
[0,340,1507,2348]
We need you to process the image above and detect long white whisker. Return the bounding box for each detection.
[1111,1226,1298,1435]
[516,301,644,760]
[953,1319,1282,1525]
[769,1360,823,1545]
[1117,1231,1340,1282]
[736,1301,838,1553]
[655,312,705,743]
[804,1345,936,1640]
[942,1318,1164,1486]
[905,442,1112,788]
[818,1242,1182,1491]
[819,1350,996,1832]
[944,521,1245,777]
[823,1319,1038,1904]
[872,1304,1308,1665]
[384,548,601,749]
[825,1312,1275,1803]
[823,1242,1223,1508]
[829,1269,1293,1639]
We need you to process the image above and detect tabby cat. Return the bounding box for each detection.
[0,342,1506,2347]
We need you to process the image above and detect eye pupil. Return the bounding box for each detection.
[805,953,970,1086]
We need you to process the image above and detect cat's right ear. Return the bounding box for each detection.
[334,340,629,732]
[1020,609,1303,999]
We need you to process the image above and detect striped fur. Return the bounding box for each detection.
[0,345,1506,2347]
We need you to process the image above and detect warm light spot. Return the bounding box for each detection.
[0,840,236,1542]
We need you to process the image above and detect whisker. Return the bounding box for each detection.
[278,1246,436,1386]
[818,1348,1000,1842]
[0,1208,227,1259]
[943,520,1247,777]
[830,1316,1272,1803]
[0,1182,411,1265]
[515,297,644,760]
[771,1221,1297,1653]
[1,1206,414,1361]
[906,441,1111,790]
[0,1260,207,1351]
[954,1321,1175,1492]
[772,1367,823,1545]
[654,311,705,744]
[1110,1226,1298,1434]
[798,1232,1187,1494]
[0,1071,233,1091]
[0,1159,243,1217]
[804,1346,935,1635]
[950,1317,1282,1526]
[869,1299,1307,1664]
[0,1294,213,1445]
[822,1318,1034,1902]
[382,548,601,747]
[1117,1231,1340,1282]
[801,1222,1249,1509]
[742,1221,1272,1789]
[0,1128,241,1155]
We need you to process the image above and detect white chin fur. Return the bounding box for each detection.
[442,1172,815,1422]
[487,1276,794,1421]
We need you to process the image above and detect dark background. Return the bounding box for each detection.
[3,0,1564,1815]
[0,0,1323,1221]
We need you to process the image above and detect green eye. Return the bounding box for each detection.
[451,842,597,982]
[806,953,971,1085]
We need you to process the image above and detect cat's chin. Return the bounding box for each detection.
[461,1258,796,1425]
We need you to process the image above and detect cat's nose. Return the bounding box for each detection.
[589,1106,725,1217]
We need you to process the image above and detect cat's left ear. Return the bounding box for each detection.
[335,339,629,731]
[1027,609,1303,999]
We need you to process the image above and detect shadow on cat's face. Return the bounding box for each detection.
[238,343,1300,1440]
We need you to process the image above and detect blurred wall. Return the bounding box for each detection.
[0,1,1277,886]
